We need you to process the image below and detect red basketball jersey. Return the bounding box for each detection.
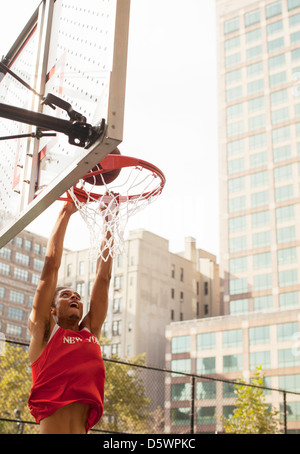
[28,325,105,432]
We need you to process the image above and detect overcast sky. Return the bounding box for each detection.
[0,0,220,258]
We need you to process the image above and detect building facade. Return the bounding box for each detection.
[165,310,300,433]
[0,230,47,342]
[217,0,300,315]
[58,229,220,367]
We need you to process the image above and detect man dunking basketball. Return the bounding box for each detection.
[27,199,114,434]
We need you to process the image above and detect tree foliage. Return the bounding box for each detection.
[222,366,281,434]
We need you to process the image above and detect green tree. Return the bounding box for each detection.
[222,366,281,434]
[0,343,36,433]
[96,352,151,433]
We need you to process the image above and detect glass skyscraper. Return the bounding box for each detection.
[217,0,300,315]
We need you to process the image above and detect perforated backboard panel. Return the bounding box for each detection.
[0,25,39,228]
[0,0,130,248]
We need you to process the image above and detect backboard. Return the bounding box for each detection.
[0,0,131,248]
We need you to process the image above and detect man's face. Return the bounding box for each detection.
[52,288,83,321]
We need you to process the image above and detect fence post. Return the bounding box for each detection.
[190,376,195,434]
[283,391,287,434]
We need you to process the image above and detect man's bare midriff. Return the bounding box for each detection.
[39,402,90,434]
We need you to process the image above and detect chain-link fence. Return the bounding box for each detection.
[1,339,300,434]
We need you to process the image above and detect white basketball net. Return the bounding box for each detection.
[68,160,165,261]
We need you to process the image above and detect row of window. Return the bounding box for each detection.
[224,1,300,36]
[171,322,299,354]
[171,348,300,376]
[229,291,299,314]
[0,262,41,284]
[229,187,299,212]
[225,21,300,55]
[8,237,46,255]
[229,248,298,272]
[171,401,300,426]
[229,204,295,229]
[229,268,299,293]
[0,287,34,305]
[0,304,26,321]
[229,227,298,253]
[171,374,300,402]
[0,248,44,270]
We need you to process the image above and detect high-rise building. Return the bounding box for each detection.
[58,229,220,366]
[0,230,48,343]
[217,0,300,315]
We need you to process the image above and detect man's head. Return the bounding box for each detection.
[51,287,83,323]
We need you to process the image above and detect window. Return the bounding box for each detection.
[6,323,22,338]
[291,48,300,62]
[265,1,282,19]
[275,185,294,202]
[267,19,283,35]
[252,210,270,228]
[9,290,25,304]
[171,336,190,354]
[276,205,294,223]
[8,307,24,321]
[171,408,190,426]
[197,407,216,426]
[32,273,40,285]
[278,348,300,367]
[228,215,246,232]
[251,170,268,187]
[278,375,300,393]
[0,248,11,259]
[171,288,175,299]
[76,282,85,297]
[254,295,273,312]
[79,261,85,275]
[249,132,266,149]
[269,53,285,71]
[197,333,216,350]
[253,252,271,269]
[230,299,249,314]
[113,297,123,313]
[248,78,264,95]
[197,381,216,400]
[268,37,284,53]
[227,138,245,156]
[247,61,263,78]
[249,326,270,344]
[171,383,191,401]
[277,322,299,342]
[248,96,265,113]
[226,85,242,102]
[14,268,28,281]
[226,68,242,86]
[229,256,247,273]
[16,237,23,248]
[273,145,291,162]
[245,9,260,27]
[34,243,41,255]
[171,264,175,278]
[228,196,246,213]
[288,0,300,11]
[290,13,300,28]
[227,103,243,120]
[197,357,216,374]
[272,126,290,144]
[223,329,242,347]
[279,291,299,308]
[33,258,44,271]
[277,225,296,243]
[171,359,191,376]
[274,164,293,182]
[271,107,289,125]
[15,252,30,266]
[112,320,122,336]
[229,236,247,253]
[67,263,72,277]
[228,157,244,174]
[251,190,269,208]
[249,114,265,131]
[253,273,272,290]
[204,282,208,295]
[229,278,248,295]
[269,71,286,88]
[225,36,240,52]
[278,247,297,265]
[223,354,242,372]
[246,45,262,61]
[270,88,288,106]
[252,231,271,248]
[225,52,241,69]
[224,17,240,35]
[228,176,245,193]
[249,351,271,370]
[180,268,184,282]
[278,269,298,287]
[246,28,262,44]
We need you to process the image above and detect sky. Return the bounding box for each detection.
[0,0,220,258]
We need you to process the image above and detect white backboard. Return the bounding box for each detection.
[0,0,130,248]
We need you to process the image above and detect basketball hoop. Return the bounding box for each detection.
[60,154,166,261]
